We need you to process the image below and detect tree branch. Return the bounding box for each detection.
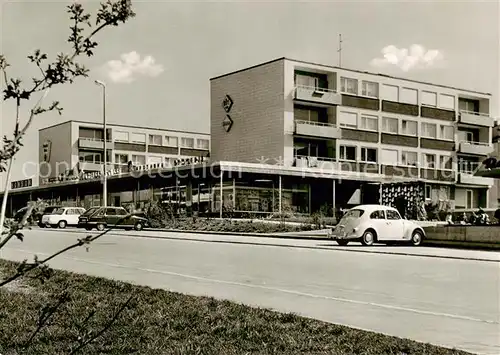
[24,291,70,347]
[69,294,134,355]
[0,215,133,287]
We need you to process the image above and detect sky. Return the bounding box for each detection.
[0,0,499,188]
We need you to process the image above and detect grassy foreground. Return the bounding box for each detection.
[0,260,470,355]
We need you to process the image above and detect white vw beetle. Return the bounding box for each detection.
[330,205,425,246]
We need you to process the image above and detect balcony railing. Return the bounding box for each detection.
[458,110,495,127]
[294,155,339,170]
[294,85,342,106]
[78,137,113,150]
[458,172,494,186]
[294,119,341,139]
[458,140,493,156]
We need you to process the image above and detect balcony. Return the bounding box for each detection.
[294,85,342,107]
[458,141,493,156]
[79,161,103,172]
[294,120,341,139]
[294,156,339,170]
[78,137,113,150]
[458,172,494,186]
[458,110,495,127]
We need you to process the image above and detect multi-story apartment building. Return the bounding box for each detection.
[39,120,210,185]
[211,57,497,212]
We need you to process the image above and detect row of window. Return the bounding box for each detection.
[340,76,461,111]
[115,153,177,166]
[338,145,454,169]
[338,111,455,140]
[114,131,209,149]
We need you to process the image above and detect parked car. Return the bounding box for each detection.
[37,206,62,227]
[330,204,425,246]
[77,207,149,231]
[40,207,86,229]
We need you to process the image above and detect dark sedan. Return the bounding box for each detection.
[77,207,149,231]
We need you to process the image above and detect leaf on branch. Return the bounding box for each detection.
[32,101,63,116]
[96,0,136,27]
[15,232,24,242]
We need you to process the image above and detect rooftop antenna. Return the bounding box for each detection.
[338,33,343,67]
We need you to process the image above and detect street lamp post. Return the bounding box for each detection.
[95,80,107,207]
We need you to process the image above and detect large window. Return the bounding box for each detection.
[381,149,398,165]
[79,152,102,163]
[338,111,358,129]
[131,132,146,144]
[164,136,178,147]
[132,154,146,165]
[181,137,194,148]
[296,74,318,88]
[421,122,437,138]
[147,156,163,165]
[359,114,378,131]
[382,117,398,134]
[440,125,454,140]
[440,156,453,170]
[115,154,128,164]
[439,94,455,110]
[361,81,379,98]
[114,131,129,142]
[401,120,417,135]
[340,77,358,95]
[458,98,480,113]
[401,151,418,167]
[149,134,162,145]
[294,108,319,122]
[422,153,436,169]
[197,138,209,150]
[339,145,356,161]
[361,147,377,163]
[400,87,418,105]
[381,84,399,102]
[421,91,437,107]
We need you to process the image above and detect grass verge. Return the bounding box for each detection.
[0,259,470,355]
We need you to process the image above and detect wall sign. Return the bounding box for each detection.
[222,94,233,113]
[222,115,233,133]
[11,178,33,190]
[42,140,52,162]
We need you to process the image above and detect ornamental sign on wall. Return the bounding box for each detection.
[222,115,233,133]
[222,94,233,113]
[42,140,52,162]
[222,94,234,132]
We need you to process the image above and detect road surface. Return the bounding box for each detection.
[1,228,499,355]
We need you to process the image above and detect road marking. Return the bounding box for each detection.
[6,247,498,326]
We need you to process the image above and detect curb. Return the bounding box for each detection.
[143,228,330,241]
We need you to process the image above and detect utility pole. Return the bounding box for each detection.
[338,33,343,68]
[94,80,107,207]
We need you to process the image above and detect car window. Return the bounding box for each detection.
[52,208,65,215]
[117,209,128,216]
[370,210,385,219]
[386,210,401,220]
[342,209,364,218]
[106,208,117,216]
[81,207,98,217]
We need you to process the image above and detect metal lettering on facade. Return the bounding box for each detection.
[42,140,52,162]
[11,178,33,190]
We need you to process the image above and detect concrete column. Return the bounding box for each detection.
[219,173,223,218]
[232,178,236,210]
[185,179,193,217]
[379,183,383,205]
[332,179,336,218]
[278,175,282,214]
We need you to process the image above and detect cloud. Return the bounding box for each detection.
[104,51,164,83]
[370,44,444,72]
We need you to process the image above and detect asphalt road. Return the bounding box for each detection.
[1,228,499,355]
